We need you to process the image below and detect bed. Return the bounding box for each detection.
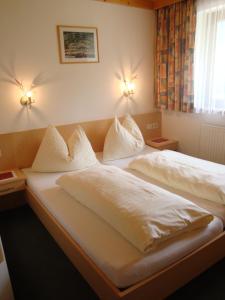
[23,146,225,300]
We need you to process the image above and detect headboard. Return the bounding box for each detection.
[0,112,161,171]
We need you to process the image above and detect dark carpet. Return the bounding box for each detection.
[0,205,225,300]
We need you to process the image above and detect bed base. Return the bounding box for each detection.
[26,187,225,300]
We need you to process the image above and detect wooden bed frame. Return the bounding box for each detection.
[6,112,224,299]
[26,187,225,300]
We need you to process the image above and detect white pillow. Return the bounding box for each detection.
[103,114,144,161]
[32,125,98,172]
[122,114,145,146]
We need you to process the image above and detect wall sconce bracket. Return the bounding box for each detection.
[20,91,35,108]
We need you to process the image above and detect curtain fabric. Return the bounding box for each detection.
[155,0,197,112]
[194,0,225,113]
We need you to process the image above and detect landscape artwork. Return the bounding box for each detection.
[57,26,99,64]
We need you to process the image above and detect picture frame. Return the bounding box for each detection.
[57,25,99,64]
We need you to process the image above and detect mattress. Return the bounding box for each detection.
[23,166,223,288]
[97,146,225,226]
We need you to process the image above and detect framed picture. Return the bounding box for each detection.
[57,25,99,64]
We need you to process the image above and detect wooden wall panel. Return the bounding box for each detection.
[0,112,161,171]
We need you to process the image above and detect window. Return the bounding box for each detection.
[194,0,225,113]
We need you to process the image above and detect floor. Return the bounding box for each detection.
[0,205,225,300]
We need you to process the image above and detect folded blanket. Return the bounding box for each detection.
[129,150,225,205]
[56,165,213,253]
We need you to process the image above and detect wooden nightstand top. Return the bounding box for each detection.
[0,169,26,196]
[0,169,25,183]
[146,137,178,151]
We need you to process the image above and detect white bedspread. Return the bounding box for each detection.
[129,150,225,205]
[56,165,213,253]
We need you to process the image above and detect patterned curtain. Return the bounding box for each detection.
[155,0,196,112]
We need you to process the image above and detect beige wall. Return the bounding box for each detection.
[0,0,155,134]
[162,111,225,157]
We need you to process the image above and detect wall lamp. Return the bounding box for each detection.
[122,80,135,98]
[20,90,35,108]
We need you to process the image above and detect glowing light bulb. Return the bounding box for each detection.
[26,91,33,98]
[122,80,135,97]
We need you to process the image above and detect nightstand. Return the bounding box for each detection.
[0,169,26,211]
[146,137,178,151]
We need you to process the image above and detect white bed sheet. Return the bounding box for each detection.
[96,145,159,168]
[23,166,223,288]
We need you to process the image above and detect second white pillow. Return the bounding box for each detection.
[103,115,144,161]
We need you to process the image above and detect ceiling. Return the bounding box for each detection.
[95,0,182,10]
[143,0,182,10]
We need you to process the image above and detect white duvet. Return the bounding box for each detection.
[56,165,213,253]
[129,150,225,205]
